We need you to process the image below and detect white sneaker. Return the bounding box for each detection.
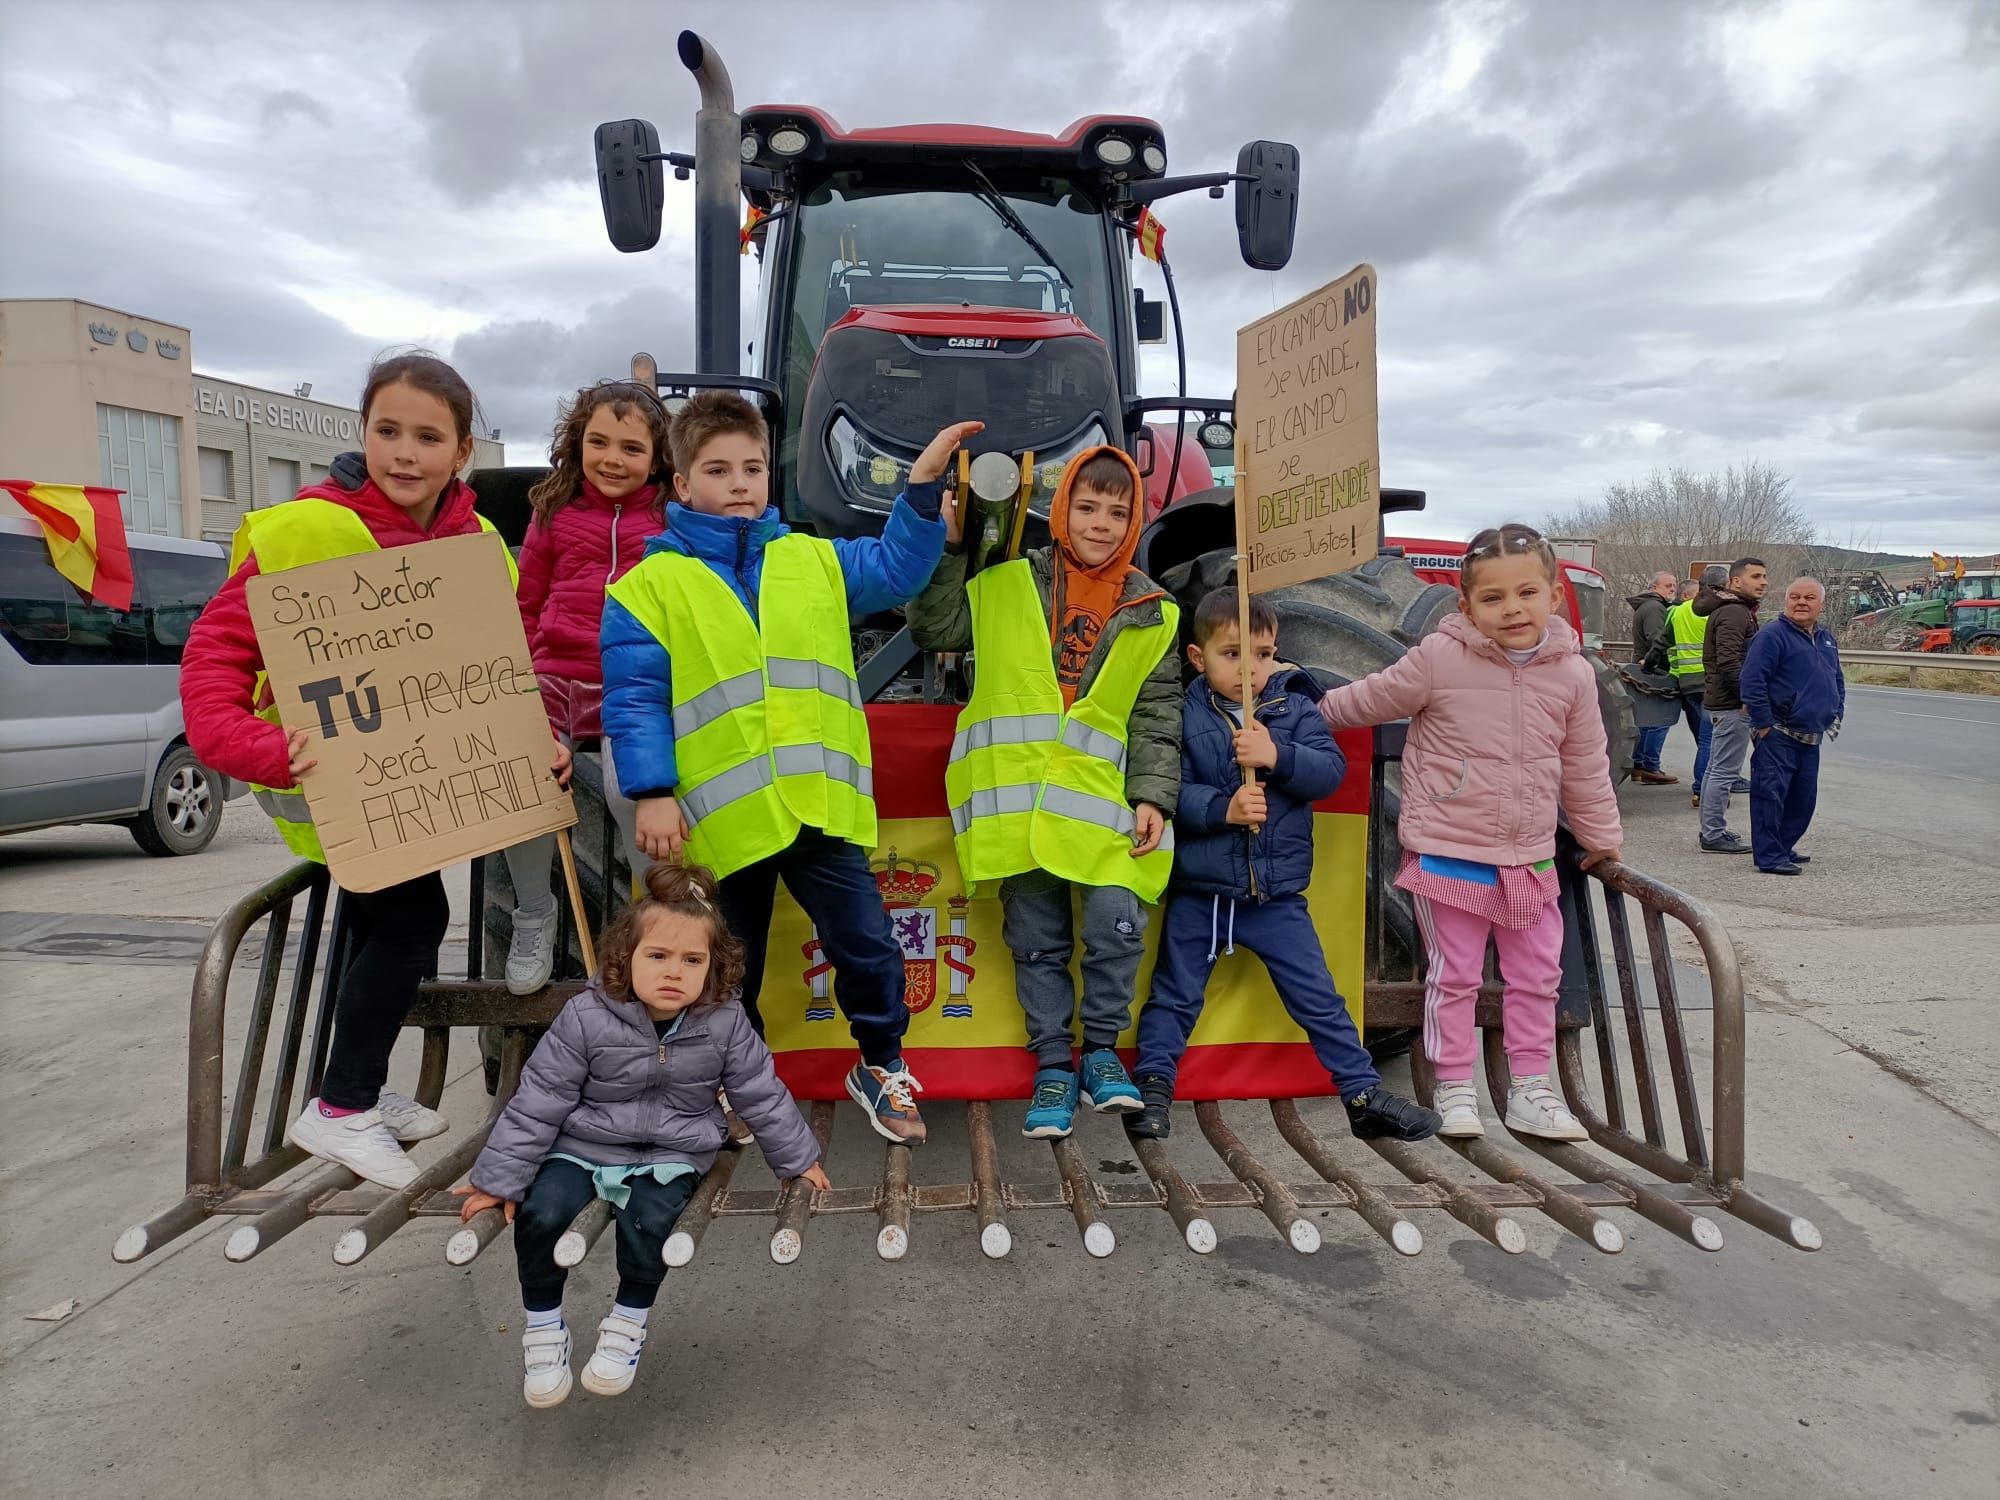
[1432,1080,1485,1138]
[579,1313,647,1397]
[1505,1076,1589,1141]
[376,1090,448,1143]
[521,1324,573,1408]
[505,902,561,995]
[286,1100,417,1189]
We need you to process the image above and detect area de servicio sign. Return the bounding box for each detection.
[245,530,574,893]
[1234,263,1381,594]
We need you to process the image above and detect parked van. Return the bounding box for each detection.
[0,515,244,854]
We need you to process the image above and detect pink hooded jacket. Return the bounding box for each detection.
[1317,611,1622,865]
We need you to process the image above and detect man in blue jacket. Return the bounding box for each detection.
[1128,589,1438,1142]
[1740,576,1845,875]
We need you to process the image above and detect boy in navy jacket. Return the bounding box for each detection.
[1129,589,1438,1141]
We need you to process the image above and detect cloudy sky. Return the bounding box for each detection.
[2,0,1994,551]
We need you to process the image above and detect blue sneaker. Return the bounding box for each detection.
[844,1061,927,1145]
[1080,1048,1143,1114]
[1022,1067,1080,1139]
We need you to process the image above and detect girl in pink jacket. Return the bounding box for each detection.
[1319,524,1622,1140]
[502,382,671,994]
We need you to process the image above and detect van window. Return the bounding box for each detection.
[136,549,227,663]
[0,533,148,665]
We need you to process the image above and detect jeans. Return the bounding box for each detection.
[319,872,451,1110]
[512,1157,696,1312]
[1679,693,1712,788]
[1134,893,1380,1099]
[1633,724,1669,772]
[1699,708,1753,842]
[999,869,1148,1068]
[1750,731,1820,869]
[717,828,909,1068]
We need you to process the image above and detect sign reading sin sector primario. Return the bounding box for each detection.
[1234,264,1381,593]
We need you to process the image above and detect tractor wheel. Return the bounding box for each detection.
[1964,633,2000,657]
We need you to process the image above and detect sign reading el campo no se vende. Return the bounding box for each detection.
[245,531,574,893]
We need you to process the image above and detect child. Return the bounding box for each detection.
[602,391,982,1145]
[1128,590,1439,1141]
[181,352,569,1188]
[1317,524,1622,1140]
[909,447,1181,1139]
[455,863,828,1408]
[501,381,672,994]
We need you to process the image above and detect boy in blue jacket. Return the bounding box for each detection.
[1129,589,1439,1141]
[601,391,983,1144]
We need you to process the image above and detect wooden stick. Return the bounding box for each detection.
[1234,433,1261,833]
[1004,448,1034,561]
[556,827,596,974]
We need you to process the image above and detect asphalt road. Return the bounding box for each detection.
[1831,683,1997,781]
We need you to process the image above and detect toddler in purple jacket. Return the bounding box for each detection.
[457,863,829,1409]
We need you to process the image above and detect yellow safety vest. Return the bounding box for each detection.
[945,559,1178,902]
[229,498,515,862]
[1664,599,1708,681]
[605,535,874,879]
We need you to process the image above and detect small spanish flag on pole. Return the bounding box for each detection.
[1135,206,1167,263]
[741,203,768,255]
[0,480,135,611]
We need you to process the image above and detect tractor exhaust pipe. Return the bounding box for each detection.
[679,30,741,377]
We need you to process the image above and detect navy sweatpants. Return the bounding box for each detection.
[1134,892,1380,1100]
[1749,730,1820,870]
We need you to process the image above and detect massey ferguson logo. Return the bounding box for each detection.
[946,337,1001,350]
[801,849,977,1019]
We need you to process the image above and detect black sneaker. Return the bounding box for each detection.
[1345,1087,1441,1141]
[1125,1076,1174,1140]
[1700,834,1751,854]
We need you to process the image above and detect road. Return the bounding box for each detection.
[2,683,1995,1500]
[1832,683,1996,783]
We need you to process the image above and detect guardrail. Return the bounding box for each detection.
[1605,642,2000,686]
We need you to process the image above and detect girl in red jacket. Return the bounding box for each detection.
[1318,524,1622,1142]
[182,353,566,1189]
[499,382,671,994]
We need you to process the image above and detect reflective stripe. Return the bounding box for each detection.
[767,655,862,708]
[680,757,776,825]
[949,782,1041,836]
[253,786,311,823]
[1037,785,1140,838]
[950,713,1063,759]
[672,670,765,739]
[1157,826,1176,854]
[1058,717,1127,770]
[773,744,872,795]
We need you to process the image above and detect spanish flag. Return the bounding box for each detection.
[0,480,135,611]
[741,203,767,255]
[1135,206,1167,263]
[1932,551,1952,573]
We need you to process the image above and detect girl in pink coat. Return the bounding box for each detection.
[502,382,671,994]
[1319,524,1622,1140]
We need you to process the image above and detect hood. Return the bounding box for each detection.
[1049,444,1144,578]
[1183,663,1327,716]
[1694,584,1757,618]
[1437,609,1580,662]
[295,451,481,543]
[1627,590,1669,610]
[648,501,789,564]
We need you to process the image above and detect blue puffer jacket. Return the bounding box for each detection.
[1740,613,1845,734]
[1171,667,1346,900]
[600,485,945,799]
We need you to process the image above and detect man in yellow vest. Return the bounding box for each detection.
[1646,572,1718,808]
[910,447,1182,1140]
[603,392,980,1145]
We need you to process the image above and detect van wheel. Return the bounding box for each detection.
[125,744,223,856]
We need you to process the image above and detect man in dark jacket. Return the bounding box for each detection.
[1695,557,1768,852]
[1126,589,1438,1144]
[1627,571,1680,783]
[1741,577,1844,874]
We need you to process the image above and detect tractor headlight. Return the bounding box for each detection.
[826,415,912,510]
[739,132,761,163]
[769,126,811,156]
[1094,136,1135,167]
[1022,422,1111,503]
[1141,143,1167,173]
[969,451,1022,503]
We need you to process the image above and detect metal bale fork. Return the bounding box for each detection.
[116,746,1819,1272]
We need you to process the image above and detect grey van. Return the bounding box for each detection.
[0,514,245,854]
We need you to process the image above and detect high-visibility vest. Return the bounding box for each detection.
[945,559,1178,902]
[1664,599,1708,682]
[229,498,515,863]
[606,535,874,879]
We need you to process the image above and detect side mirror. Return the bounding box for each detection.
[1234,140,1299,271]
[1134,429,1157,476]
[596,119,664,253]
[1133,291,1166,344]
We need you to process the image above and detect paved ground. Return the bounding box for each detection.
[3,685,1996,1500]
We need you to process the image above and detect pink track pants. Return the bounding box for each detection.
[1410,893,1564,1078]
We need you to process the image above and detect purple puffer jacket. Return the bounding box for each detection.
[469,980,818,1201]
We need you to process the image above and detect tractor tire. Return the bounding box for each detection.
[1964,633,2000,658]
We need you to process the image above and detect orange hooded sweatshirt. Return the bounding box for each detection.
[1048,445,1165,704]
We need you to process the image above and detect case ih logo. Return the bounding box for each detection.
[946,337,1002,350]
[800,849,977,1019]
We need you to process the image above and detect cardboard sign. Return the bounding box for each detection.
[246,531,574,892]
[1234,264,1381,593]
